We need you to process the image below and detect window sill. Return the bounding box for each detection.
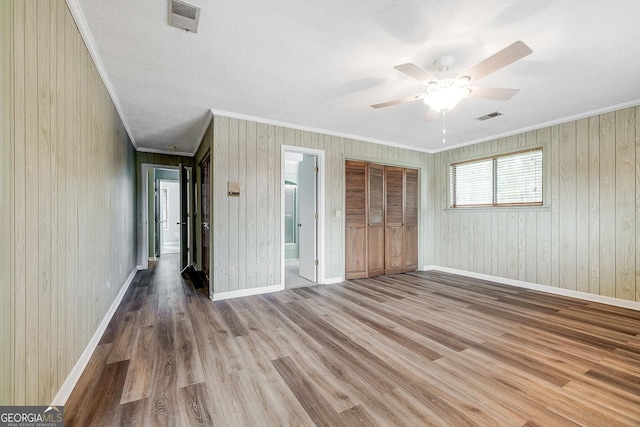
[444,205,551,213]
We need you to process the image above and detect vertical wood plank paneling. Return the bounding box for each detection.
[54,0,66,391]
[600,112,616,297]
[636,106,640,301]
[238,120,247,289]
[517,211,525,280]
[559,122,577,290]
[64,5,78,377]
[273,128,282,285]
[589,116,600,295]
[245,121,257,288]
[550,125,560,287]
[432,152,441,266]
[525,212,536,283]
[267,125,277,285]
[614,108,635,300]
[0,0,14,406]
[24,0,39,403]
[12,0,26,405]
[228,118,239,291]
[210,116,430,293]
[575,119,589,293]
[473,213,483,273]
[536,128,552,286]
[432,107,639,303]
[332,137,344,278]
[77,33,88,351]
[33,2,52,401]
[506,211,518,279]
[7,0,137,405]
[213,116,229,292]
[524,132,537,283]
[256,123,268,287]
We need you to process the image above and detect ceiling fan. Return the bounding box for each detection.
[371,41,533,143]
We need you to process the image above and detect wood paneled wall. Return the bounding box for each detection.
[432,106,640,302]
[1,0,15,406]
[206,115,430,295]
[4,0,137,404]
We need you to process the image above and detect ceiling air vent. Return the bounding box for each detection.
[476,111,503,121]
[169,0,200,33]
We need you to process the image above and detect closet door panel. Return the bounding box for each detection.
[368,164,385,276]
[385,166,405,273]
[345,161,367,279]
[404,169,419,271]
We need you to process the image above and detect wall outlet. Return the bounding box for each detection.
[591,268,599,278]
[107,280,111,289]
[229,266,235,275]
[119,264,122,274]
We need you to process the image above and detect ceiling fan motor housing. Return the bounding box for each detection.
[434,56,455,72]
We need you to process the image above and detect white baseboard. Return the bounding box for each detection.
[322,277,344,285]
[212,284,285,301]
[50,267,138,406]
[422,265,640,312]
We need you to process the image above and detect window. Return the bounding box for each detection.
[450,148,543,208]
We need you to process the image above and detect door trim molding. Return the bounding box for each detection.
[139,163,180,269]
[281,146,326,286]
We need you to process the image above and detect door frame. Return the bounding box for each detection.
[140,163,194,269]
[281,145,326,285]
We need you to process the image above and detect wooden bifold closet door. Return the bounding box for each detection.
[345,161,368,279]
[368,164,385,277]
[345,161,418,280]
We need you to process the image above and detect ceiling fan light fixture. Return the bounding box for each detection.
[423,86,471,112]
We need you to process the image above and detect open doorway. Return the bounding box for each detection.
[141,164,194,271]
[158,178,180,255]
[282,148,323,289]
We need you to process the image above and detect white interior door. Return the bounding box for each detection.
[298,155,317,282]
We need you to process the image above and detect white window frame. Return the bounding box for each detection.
[449,146,546,209]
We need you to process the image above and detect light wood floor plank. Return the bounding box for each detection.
[65,255,640,426]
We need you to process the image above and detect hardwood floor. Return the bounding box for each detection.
[64,254,640,426]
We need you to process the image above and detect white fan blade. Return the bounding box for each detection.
[394,63,439,84]
[370,93,425,109]
[468,87,520,101]
[460,41,532,82]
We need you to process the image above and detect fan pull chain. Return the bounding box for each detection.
[442,110,446,144]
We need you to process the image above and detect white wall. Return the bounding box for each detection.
[160,180,180,246]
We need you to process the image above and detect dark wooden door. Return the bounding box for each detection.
[367,163,385,277]
[404,168,419,272]
[179,164,189,270]
[200,155,210,278]
[345,161,367,279]
[385,166,405,274]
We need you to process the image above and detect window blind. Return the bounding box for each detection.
[450,148,543,208]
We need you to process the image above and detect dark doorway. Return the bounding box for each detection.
[200,154,210,279]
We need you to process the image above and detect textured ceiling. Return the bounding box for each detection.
[72,0,640,155]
